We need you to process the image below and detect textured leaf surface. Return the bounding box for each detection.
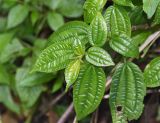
[113,0,134,7]
[0,85,20,114]
[144,57,160,87]
[16,68,44,108]
[47,11,64,31]
[65,59,81,91]
[7,4,29,28]
[73,63,106,120]
[152,3,160,26]
[86,47,114,67]
[48,21,89,46]
[89,12,107,47]
[73,38,85,56]
[104,6,131,37]
[109,35,139,57]
[109,62,146,123]
[33,41,74,73]
[83,0,107,23]
[143,0,160,18]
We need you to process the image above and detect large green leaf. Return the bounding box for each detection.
[16,68,45,108]
[0,85,20,114]
[48,21,89,46]
[104,6,131,37]
[33,41,75,73]
[73,38,85,56]
[152,3,160,26]
[89,12,107,47]
[86,47,114,67]
[109,62,146,123]
[7,4,29,28]
[113,0,134,7]
[47,11,64,31]
[109,35,139,57]
[143,0,160,18]
[65,59,81,91]
[144,57,160,87]
[83,0,107,23]
[73,63,106,120]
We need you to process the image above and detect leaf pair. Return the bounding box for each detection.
[110,62,146,123]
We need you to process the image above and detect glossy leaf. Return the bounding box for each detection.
[109,35,139,57]
[143,0,160,18]
[144,57,160,87]
[48,21,89,46]
[113,0,134,7]
[89,12,108,47]
[73,38,85,56]
[83,0,107,23]
[109,62,146,123]
[7,4,29,28]
[47,11,64,31]
[65,59,81,91]
[104,6,131,37]
[73,63,106,120]
[152,3,160,26]
[33,41,75,73]
[86,47,114,67]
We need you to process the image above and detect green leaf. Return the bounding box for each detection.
[52,76,64,93]
[0,64,10,85]
[73,63,106,120]
[144,57,160,87]
[109,62,146,123]
[152,3,160,26]
[143,0,160,19]
[73,38,85,56]
[129,6,147,25]
[132,31,151,46]
[0,85,20,114]
[47,11,64,31]
[86,47,114,67]
[84,0,107,23]
[7,4,29,28]
[33,41,75,73]
[43,0,61,10]
[57,0,84,18]
[16,68,45,108]
[113,0,134,7]
[65,59,81,91]
[48,21,89,46]
[89,12,107,47]
[104,6,131,37]
[31,11,40,26]
[109,35,139,57]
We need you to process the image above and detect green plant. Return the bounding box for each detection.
[32,0,160,122]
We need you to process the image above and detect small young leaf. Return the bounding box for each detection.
[143,0,160,18]
[83,0,107,23]
[113,0,134,7]
[47,11,64,31]
[65,59,81,91]
[104,6,131,37]
[52,76,64,93]
[152,3,160,26]
[109,35,139,57]
[7,4,29,28]
[31,11,40,26]
[110,62,146,123]
[144,57,160,87]
[73,38,85,56]
[33,41,75,73]
[48,21,89,46]
[73,63,106,120]
[86,47,114,67]
[89,12,107,47]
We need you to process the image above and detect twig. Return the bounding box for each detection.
[73,117,77,123]
[57,103,74,123]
